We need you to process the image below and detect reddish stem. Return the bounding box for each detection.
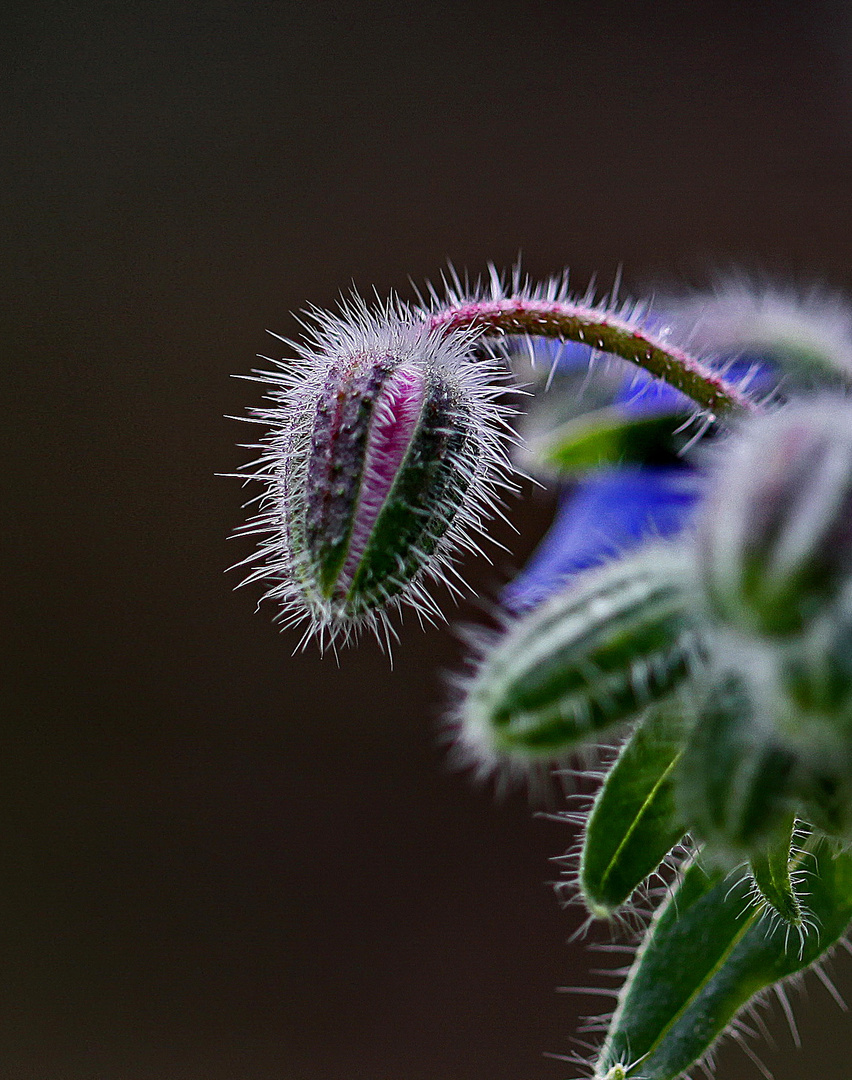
[430,297,756,420]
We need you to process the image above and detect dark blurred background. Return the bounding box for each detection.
[3,1,852,1077]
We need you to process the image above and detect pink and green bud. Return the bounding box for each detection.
[301,357,471,612]
[235,299,514,646]
[235,269,764,648]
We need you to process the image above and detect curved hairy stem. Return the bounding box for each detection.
[430,296,757,420]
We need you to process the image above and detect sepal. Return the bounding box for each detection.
[748,817,804,928]
[528,406,691,476]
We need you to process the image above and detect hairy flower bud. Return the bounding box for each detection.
[453,544,698,780]
[698,398,852,636]
[234,298,515,647]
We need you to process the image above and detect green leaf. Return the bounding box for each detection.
[530,406,690,475]
[594,839,852,1080]
[458,545,697,768]
[580,707,688,917]
[749,817,803,927]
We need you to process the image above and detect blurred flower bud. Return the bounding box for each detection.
[782,582,852,726]
[677,655,798,863]
[697,398,852,637]
[684,630,852,845]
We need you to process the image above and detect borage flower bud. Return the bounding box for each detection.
[235,298,515,648]
[453,543,699,782]
[697,398,852,637]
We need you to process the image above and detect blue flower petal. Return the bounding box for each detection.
[503,467,703,611]
[614,370,691,417]
[613,354,777,419]
[526,337,599,371]
[503,332,781,611]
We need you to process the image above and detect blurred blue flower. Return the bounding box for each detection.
[503,466,703,610]
[504,343,777,612]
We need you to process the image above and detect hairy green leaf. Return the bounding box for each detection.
[580,707,688,917]
[594,839,852,1080]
